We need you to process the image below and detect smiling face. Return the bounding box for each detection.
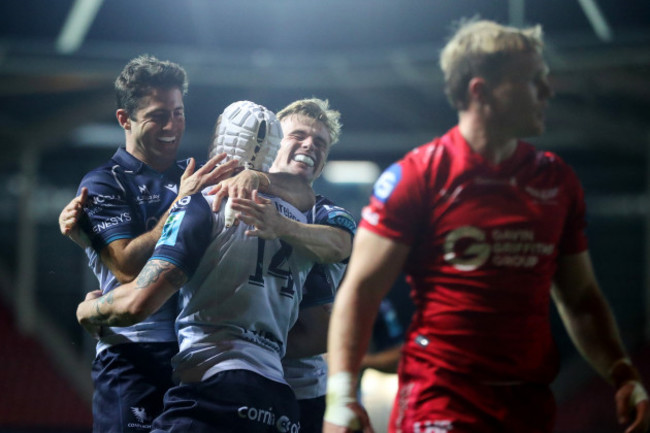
[118,86,185,172]
[270,114,332,183]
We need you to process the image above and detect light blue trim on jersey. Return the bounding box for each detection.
[104,234,133,245]
[157,210,186,247]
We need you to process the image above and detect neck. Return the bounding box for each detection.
[458,112,518,165]
[125,146,173,173]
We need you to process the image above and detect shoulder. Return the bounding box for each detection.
[525,144,579,180]
[312,194,356,234]
[170,192,211,216]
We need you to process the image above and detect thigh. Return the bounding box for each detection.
[297,396,326,433]
[152,369,301,433]
[92,342,177,433]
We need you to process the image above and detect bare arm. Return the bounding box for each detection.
[209,169,315,212]
[76,259,187,333]
[230,191,352,263]
[264,172,315,211]
[324,228,410,433]
[553,251,649,433]
[90,154,237,283]
[58,187,90,248]
[285,303,332,358]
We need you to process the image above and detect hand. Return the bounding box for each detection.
[77,290,104,339]
[177,153,238,199]
[58,187,91,248]
[229,190,288,239]
[615,381,650,433]
[206,169,268,213]
[323,401,374,433]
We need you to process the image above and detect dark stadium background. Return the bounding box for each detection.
[0,1,649,431]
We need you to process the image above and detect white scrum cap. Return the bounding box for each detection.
[210,100,282,172]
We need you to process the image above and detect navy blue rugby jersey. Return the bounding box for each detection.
[76,147,191,351]
[300,194,357,309]
[78,147,190,252]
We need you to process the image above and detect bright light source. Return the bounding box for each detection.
[322,160,380,184]
[56,0,104,54]
[577,0,613,42]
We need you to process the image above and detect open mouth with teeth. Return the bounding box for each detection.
[293,154,315,167]
[158,136,176,144]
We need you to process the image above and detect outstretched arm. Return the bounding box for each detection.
[324,228,410,433]
[553,251,649,433]
[76,259,187,335]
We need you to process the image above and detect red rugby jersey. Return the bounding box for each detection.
[360,126,588,383]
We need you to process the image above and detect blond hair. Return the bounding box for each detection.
[277,98,342,145]
[440,19,544,110]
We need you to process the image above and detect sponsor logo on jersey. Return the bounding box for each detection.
[413,419,454,432]
[92,212,131,234]
[237,406,300,433]
[444,226,554,270]
[173,195,192,210]
[361,206,380,226]
[127,406,151,429]
[157,211,186,247]
[326,209,357,233]
[275,202,301,221]
[164,183,178,194]
[92,193,122,205]
[136,193,161,205]
[373,163,402,203]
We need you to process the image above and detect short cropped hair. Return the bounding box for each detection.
[276,98,342,146]
[115,54,188,117]
[440,19,544,110]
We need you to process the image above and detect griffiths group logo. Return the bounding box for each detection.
[443,226,554,270]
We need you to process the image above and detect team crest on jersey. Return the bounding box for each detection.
[373,163,402,203]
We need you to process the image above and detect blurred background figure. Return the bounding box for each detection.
[324,18,649,433]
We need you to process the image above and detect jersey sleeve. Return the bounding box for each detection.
[150,193,214,279]
[78,168,139,252]
[359,149,428,245]
[310,196,357,237]
[300,262,346,308]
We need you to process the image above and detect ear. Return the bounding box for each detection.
[116,109,131,131]
[468,77,487,104]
